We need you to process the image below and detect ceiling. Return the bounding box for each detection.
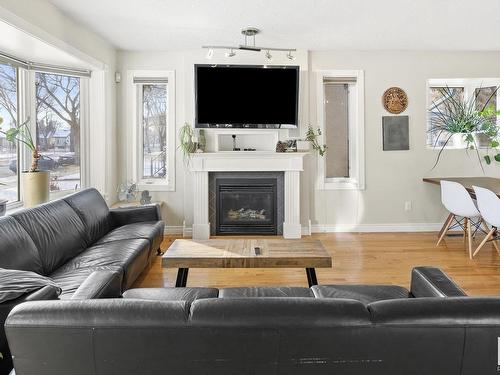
[0,19,92,69]
[47,0,500,51]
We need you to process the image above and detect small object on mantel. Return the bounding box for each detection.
[276,141,287,153]
[140,190,152,205]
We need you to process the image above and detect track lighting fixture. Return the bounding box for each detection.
[203,27,296,61]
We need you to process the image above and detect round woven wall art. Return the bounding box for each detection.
[382,87,408,114]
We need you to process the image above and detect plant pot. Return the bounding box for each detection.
[22,171,49,208]
[0,199,7,217]
[449,133,469,149]
[473,132,492,149]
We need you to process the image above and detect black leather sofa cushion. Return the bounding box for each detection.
[0,217,43,274]
[70,270,123,300]
[0,268,61,303]
[63,188,112,245]
[11,200,88,275]
[95,221,164,253]
[50,266,122,299]
[110,205,162,227]
[123,287,219,302]
[312,285,409,305]
[410,266,467,297]
[190,298,371,328]
[219,287,314,298]
[368,297,500,325]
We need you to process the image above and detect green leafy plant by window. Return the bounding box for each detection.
[428,86,499,170]
[0,116,39,172]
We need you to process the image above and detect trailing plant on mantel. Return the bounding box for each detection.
[178,122,197,165]
[427,86,500,171]
[305,126,327,156]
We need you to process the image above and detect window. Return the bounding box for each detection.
[427,79,500,149]
[141,84,167,179]
[316,70,365,190]
[35,72,81,192]
[0,63,19,204]
[127,71,175,191]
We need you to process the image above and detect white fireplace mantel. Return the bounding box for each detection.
[189,152,307,239]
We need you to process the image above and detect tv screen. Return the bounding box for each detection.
[195,65,299,128]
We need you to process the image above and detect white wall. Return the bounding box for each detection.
[117,49,500,232]
[310,51,500,230]
[0,0,118,201]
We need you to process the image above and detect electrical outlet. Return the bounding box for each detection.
[404,201,412,211]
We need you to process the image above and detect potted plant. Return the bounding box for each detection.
[178,122,197,165]
[427,86,499,170]
[0,117,49,207]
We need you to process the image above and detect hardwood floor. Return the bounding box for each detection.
[133,232,500,296]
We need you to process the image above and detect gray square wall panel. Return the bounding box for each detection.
[383,115,409,151]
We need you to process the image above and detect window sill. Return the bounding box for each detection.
[138,183,175,192]
[317,179,365,191]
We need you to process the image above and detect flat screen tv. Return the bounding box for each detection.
[195,64,299,128]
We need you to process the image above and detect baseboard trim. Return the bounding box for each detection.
[167,222,447,236]
[311,223,445,233]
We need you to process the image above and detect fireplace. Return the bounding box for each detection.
[209,172,284,235]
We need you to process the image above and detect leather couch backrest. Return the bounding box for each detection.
[12,200,88,275]
[63,188,112,245]
[0,217,43,274]
[190,297,371,327]
[6,297,500,375]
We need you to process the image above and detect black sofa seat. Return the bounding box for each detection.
[95,221,164,259]
[311,285,410,304]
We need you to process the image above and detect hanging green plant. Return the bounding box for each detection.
[178,122,197,165]
[305,126,327,157]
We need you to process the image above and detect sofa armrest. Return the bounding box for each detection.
[71,270,123,300]
[110,204,161,227]
[410,267,467,298]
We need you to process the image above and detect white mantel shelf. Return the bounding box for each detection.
[189,152,308,240]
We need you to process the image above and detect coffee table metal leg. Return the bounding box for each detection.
[175,268,189,287]
[306,268,318,287]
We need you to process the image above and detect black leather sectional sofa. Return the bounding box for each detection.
[0,188,164,374]
[6,267,500,375]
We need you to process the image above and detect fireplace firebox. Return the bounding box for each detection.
[216,178,277,235]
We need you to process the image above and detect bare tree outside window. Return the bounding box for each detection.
[0,64,18,203]
[142,84,167,179]
[35,72,80,192]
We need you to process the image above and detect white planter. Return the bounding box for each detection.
[22,171,50,208]
[449,133,469,149]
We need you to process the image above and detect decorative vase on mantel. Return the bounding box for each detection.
[22,170,49,208]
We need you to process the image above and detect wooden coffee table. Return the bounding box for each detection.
[162,239,332,287]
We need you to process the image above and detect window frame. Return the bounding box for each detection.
[28,70,90,199]
[126,70,176,192]
[316,70,365,190]
[426,78,500,149]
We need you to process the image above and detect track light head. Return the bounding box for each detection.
[206,49,214,59]
[286,51,295,60]
[225,49,236,58]
[265,50,272,61]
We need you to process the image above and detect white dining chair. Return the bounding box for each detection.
[472,185,500,257]
[436,180,483,258]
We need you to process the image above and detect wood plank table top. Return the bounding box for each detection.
[162,239,333,269]
[423,177,500,197]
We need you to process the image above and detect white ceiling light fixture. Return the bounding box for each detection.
[203,27,296,60]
